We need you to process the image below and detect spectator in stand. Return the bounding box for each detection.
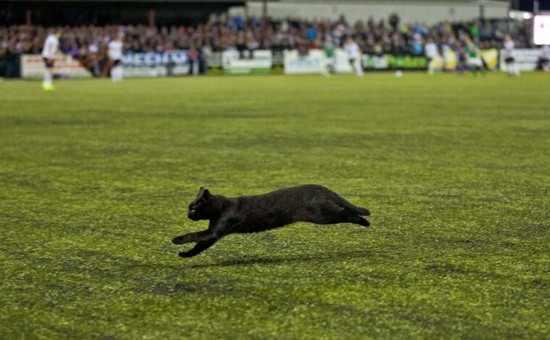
[469,20,481,43]
[389,13,400,32]
[188,44,199,75]
[87,39,101,77]
[236,30,247,59]
[0,29,9,77]
[410,35,424,56]
[245,30,259,59]
[3,13,528,78]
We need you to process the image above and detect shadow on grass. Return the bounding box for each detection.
[160,249,374,294]
[187,249,373,268]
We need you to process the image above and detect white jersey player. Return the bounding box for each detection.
[503,34,520,76]
[108,35,124,82]
[344,36,364,77]
[41,29,61,90]
[424,38,440,74]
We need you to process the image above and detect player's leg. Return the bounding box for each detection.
[42,58,55,90]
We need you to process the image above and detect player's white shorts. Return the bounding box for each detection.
[467,57,483,67]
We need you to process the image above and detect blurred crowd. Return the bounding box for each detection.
[0,12,534,77]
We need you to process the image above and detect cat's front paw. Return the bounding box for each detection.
[178,251,196,258]
[172,236,186,244]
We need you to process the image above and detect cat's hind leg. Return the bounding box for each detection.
[322,203,371,227]
[333,199,371,226]
[312,203,369,227]
[346,214,370,227]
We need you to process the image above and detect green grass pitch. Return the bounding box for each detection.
[1,72,549,338]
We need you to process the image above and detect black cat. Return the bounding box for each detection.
[172,184,371,257]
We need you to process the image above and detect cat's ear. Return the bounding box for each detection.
[198,187,211,200]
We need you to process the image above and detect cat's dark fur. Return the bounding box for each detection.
[172,184,371,257]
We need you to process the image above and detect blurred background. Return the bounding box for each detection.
[1,0,549,78]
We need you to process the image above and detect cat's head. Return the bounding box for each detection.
[188,187,213,221]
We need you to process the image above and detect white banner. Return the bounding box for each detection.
[21,55,92,79]
[284,49,325,74]
[500,48,546,71]
[283,48,355,74]
[365,55,389,69]
[121,50,190,77]
[533,15,550,45]
[121,65,190,77]
[222,50,272,74]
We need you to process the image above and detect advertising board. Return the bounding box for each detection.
[500,48,546,71]
[222,50,272,74]
[121,50,189,77]
[284,50,325,74]
[21,55,92,79]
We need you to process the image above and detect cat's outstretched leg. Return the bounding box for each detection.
[346,214,370,227]
[340,205,370,227]
[315,203,371,227]
[172,230,214,244]
[179,239,218,257]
